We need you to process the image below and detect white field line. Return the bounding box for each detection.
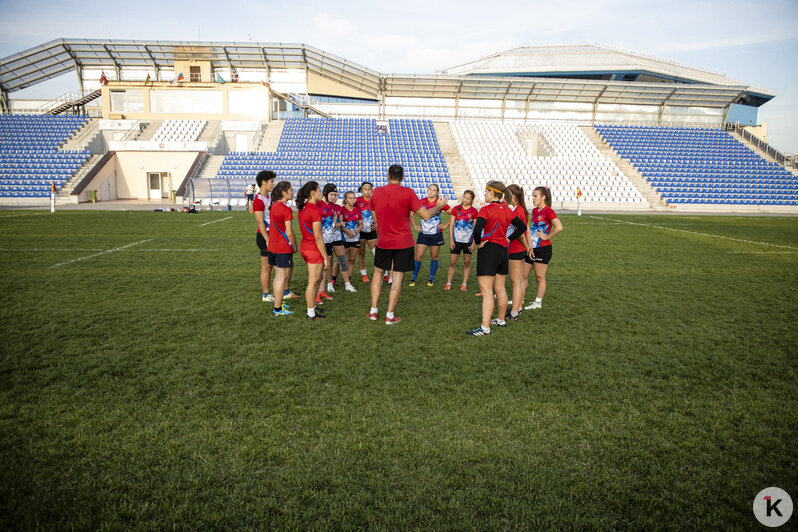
[588,216,798,250]
[726,251,798,254]
[134,248,218,252]
[51,239,152,268]
[1,247,216,253]
[200,216,232,226]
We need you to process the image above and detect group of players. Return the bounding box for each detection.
[252,164,562,335]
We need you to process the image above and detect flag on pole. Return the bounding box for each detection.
[145,73,151,85]
[171,72,184,84]
[215,72,226,84]
[576,187,582,199]
[51,182,56,194]
[260,80,268,87]
[99,71,108,85]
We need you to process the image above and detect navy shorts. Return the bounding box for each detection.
[361,230,377,241]
[417,232,444,247]
[374,246,415,272]
[268,251,294,268]
[509,250,527,261]
[451,242,472,255]
[256,232,268,257]
[344,240,360,249]
[476,242,509,276]
[526,245,552,265]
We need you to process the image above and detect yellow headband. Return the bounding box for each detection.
[486,186,503,195]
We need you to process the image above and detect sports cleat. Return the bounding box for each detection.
[426,281,434,287]
[283,290,298,299]
[507,313,520,322]
[345,284,357,293]
[306,314,325,320]
[524,301,542,310]
[460,284,467,292]
[444,283,452,291]
[315,296,323,305]
[475,292,482,297]
[385,316,402,325]
[409,281,416,287]
[262,292,274,302]
[466,326,491,336]
[318,291,333,300]
[507,300,513,306]
[362,274,370,283]
[383,273,390,282]
[490,318,507,327]
[314,306,326,314]
[272,308,293,316]
[327,283,336,293]
[279,303,290,310]
[368,312,378,321]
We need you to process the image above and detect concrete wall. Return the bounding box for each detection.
[79,151,200,201]
[174,60,211,83]
[743,123,768,142]
[307,71,376,100]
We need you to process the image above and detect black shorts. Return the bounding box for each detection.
[451,242,472,255]
[268,251,294,268]
[417,232,445,247]
[526,244,552,265]
[476,242,509,277]
[361,230,377,241]
[325,241,345,255]
[509,250,527,261]
[344,240,360,249]
[374,246,415,272]
[246,194,254,201]
[256,232,268,257]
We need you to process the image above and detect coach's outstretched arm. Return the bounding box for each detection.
[414,197,448,221]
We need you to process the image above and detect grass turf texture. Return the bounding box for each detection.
[0,210,796,529]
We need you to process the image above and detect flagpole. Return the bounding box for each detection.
[50,181,56,213]
[577,185,582,216]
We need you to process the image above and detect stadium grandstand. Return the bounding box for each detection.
[0,39,795,210]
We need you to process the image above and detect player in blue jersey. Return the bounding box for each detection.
[355,181,377,283]
[410,183,450,286]
[445,190,479,291]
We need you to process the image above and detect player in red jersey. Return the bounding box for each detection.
[505,184,532,320]
[340,191,364,285]
[524,186,563,310]
[355,181,377,283]
[467,181,527,336]
[445,190,478,291]
[268,181,298,316]
[368,164,449,324]
[296,181,330,320]
[410,183,451,287]
[253,170,276,302]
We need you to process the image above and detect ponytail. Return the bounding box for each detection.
[296,181,319,211]
[270,180,292,210]
[507,184,527,214]
[533,186,552,207]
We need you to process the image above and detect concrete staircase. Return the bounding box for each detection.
[60,119,100,151]
[580,125,668,210]
[433,121,473,200]
[257,120,284,152]
[197,154,226,178]
[197,120,220,143]
[55,154,103,203]
[136,120,164,141]
[727,130,798,177]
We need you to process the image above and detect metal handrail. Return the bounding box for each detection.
[725,122,794,168]
[38,89,98,114]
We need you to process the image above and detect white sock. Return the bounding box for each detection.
[510,311,518,318]
[370,247,376,255]
[535,297,542,303]
[307,308,315,317]
[345,282,353,288]
[370,307,378,314]
[482,326,490,333]
[496,319,506,325]
[360,269,367,276]
[327,283,334,291]
[386,311,394,319]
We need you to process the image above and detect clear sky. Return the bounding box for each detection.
[1,0,796,153]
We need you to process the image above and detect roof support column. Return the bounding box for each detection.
[64,45,83,92]
[103,44,120,81]
[524,82,536,121]
[501,85,511,121]
[0,89,8,112]
[592,85,608,123]
[658,88,678,125]
[145,46,159,80]
[454,79,463,121]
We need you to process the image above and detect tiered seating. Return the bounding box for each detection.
[153,119,206,142]
[0,115,91,198]
[596,125,798,205]
[216,118,453,196]
[452,121,647,205]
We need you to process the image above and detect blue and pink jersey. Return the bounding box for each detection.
[355,196,375,233]
[418,197,450,235]
[340,206,362,243]
[318,200,342,243]
[451,204,479,244]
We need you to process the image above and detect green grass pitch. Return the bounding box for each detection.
[1,209,796,529]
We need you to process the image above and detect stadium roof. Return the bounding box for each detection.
[0,39,772,109]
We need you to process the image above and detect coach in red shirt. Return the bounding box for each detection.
[368,164,448,325]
